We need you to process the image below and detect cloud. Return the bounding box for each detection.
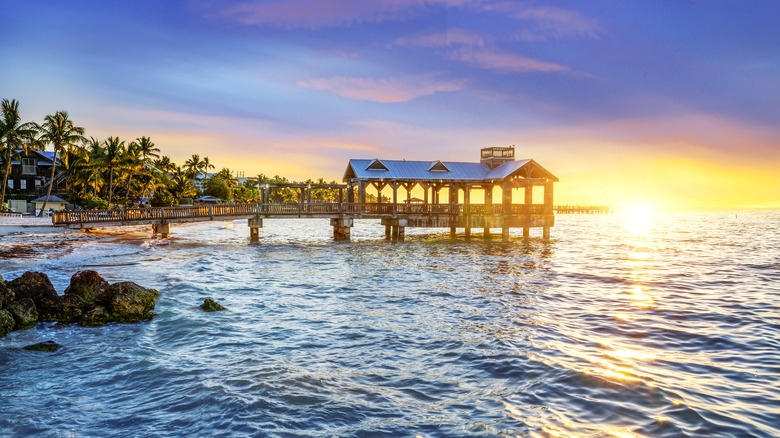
[453,49,568,73]
[393,28,486,48]
[297,73,466,102]
[488,3,602,41]
[212,0,472,29]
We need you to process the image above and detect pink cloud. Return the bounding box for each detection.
[393,28,486,48]
[214,0,475,29]
[297,74,466,102]
[489,3,602,40]
[454,49,568,73]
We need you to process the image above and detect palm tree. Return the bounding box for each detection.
[101,136,126,208]
[83,136,105,197]
[36,110,85,215]
[135,136,159,162]
[153,155,176,174]
[0,99,38,210]
[184,154,203,179]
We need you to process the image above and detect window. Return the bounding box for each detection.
[22,158,36,175]
[20,180,27,190]
[35,179,42,187]
[428,160,450,172]
[365,159,389,171]
[8,180,13,189]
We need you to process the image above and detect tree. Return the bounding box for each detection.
[0,99,38,209]
[101,136,126,208]
[36,111,85,215]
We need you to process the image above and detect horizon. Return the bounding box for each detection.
[3,1,779,210]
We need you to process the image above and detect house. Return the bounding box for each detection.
[5,149,66,198]
[32,195,68,213]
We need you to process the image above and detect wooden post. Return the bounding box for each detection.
[502,181,512,239]
[543,179,554,239]
[484,184,493,237]
[392,182,398,216]
[385,225,391,239]
[524,183,532,237]
[464,184,471,237]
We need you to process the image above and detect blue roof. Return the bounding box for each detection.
[343,158,557,182]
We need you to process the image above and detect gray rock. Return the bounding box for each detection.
[7,298,38,330]
[7,272,57,308]
[105,282,159,323]
[0,309,14,337]
[79,305,112,327]
[23,340,63,352]
[201,298,226,312]
[64,270,109,307]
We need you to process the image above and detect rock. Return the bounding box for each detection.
[6,298,38,330]
[79,305,112,327]
[23,340,63,352]
[105,282,159,323]
[201,298,226,312]
[64,270,109,307]
[7,272,57,308]
[37,294,84,324]
[0,281,12,309]
[0,309,14,337]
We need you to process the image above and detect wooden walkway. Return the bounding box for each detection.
[51,201,552,240]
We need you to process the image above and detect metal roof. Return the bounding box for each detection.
[343,158,557,182]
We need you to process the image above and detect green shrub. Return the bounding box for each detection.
[81,194,108,210]
[179,197,193,205]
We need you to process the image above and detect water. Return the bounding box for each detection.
[1,211,778,437]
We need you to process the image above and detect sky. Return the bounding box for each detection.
[2,0,779,210]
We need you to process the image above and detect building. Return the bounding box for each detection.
[5,149,66,198]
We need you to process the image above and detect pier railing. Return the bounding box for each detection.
[52,202,552,227]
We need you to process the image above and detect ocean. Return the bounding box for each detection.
[1,211,778,437]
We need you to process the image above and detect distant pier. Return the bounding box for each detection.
[554,205,612,214]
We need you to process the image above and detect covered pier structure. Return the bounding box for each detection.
[341,146,558,239]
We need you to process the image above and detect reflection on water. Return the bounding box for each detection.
[1,212,779,437]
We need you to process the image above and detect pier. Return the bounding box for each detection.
[52,147,559,240]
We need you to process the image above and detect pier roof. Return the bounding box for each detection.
[343,158,557,183]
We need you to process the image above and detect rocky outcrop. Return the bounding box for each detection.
[23,341,63,352]
[37,294,84,324]
[64,270,109,307]
[201,298,226,312]
[7,272,57,307]
[0,309,14,337]
[0,270,160,340]
[7,298,38,330]
[105,282,159,323]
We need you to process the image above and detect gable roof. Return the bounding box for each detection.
[11,150,58,166]
[343,158,557,182]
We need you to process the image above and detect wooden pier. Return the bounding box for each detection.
[52,147,559,240]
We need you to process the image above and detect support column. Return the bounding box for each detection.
[392,183,398,216]
[484,185,493,237]
[385,225,391,239]
[523,183,533,237]
[543,179,554,240]
[464,184,471,237]
[158,222,170,239]
[331,217,353,241]
[502,181,512,239]
[248,216,263,240]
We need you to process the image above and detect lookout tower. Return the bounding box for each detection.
[480,146,515,170]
